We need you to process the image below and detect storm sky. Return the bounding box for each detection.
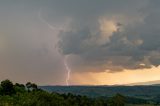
[0,0,160,85]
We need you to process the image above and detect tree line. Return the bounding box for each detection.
[0,79,126,106]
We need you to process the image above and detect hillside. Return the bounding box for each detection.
[40,85,160,99]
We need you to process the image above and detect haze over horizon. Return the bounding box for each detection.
[0,0,160,85]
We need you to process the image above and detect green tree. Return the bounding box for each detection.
[15,83,25,88]
[108,93,126,106]
[1,79,15,95]
[26,82,38,91]
[31,83,38,91]
[14,83,26,93]
[26,82,32,91]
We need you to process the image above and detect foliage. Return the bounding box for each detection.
[0,79,15,95]
[0,79,156,106]
[108,93,126,106]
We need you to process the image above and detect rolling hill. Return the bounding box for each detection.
[39,85,160,99]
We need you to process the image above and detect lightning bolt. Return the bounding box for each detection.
[64,56,71,86]
[38,9,71,86]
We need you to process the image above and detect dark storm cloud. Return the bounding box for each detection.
[58,0,160,72]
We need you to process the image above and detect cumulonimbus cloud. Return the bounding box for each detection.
[58,0,160,72]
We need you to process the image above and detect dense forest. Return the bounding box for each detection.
[0,79,159,106]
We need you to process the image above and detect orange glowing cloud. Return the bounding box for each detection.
[70,66,160,85]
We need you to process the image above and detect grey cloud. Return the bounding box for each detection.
[58,0,160,72]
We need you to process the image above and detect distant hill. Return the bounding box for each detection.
[126,80,160,86]
[39,85,160,99]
